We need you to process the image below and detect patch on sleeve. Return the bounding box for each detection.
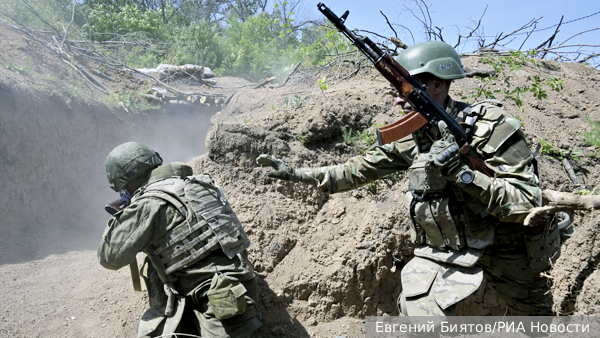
[481,117,521,154]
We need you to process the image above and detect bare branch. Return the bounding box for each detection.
[59,1,76,56]
[518,22,537,50]
[392,24,416,45]
[380,11,398,39]
[390,37,408,50]
[274,61,301,88]
[454,5,486,49]
[579,53,600,63]
[353,29,389,41]
[19,0,61,36]
[481,17,541,50]
[537,15,564,58]
[559,27,600,47]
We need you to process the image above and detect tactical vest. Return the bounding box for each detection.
[397,100,564,316]
[404,100,553,268]
[133,164,251,283]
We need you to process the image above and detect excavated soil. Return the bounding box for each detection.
[1,21,600,338]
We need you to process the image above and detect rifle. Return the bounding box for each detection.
[104,189,132,216]
[317,3,492,177]
[104,189,141,292]
[318,3,600,226]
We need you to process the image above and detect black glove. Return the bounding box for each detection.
[256,154,317,185]
[428,121,469,181]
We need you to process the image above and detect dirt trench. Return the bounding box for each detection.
[0,83,217,265]
[2,20,600,338]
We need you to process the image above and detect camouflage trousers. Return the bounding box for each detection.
[398,222,554,316]
[139,251,262,338]
[479,222,554,316]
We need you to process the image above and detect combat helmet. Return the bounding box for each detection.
[105,142,163,192]
[396,41,465,80]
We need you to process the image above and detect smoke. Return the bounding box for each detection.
[0,84,218,265]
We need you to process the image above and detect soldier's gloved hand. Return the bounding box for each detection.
[428,121,469,181]
[256,154,317,186]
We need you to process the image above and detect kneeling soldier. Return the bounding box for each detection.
[99,142,262,338]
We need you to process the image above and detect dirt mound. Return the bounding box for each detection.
[2,20,600,338]
[194,57,600,335]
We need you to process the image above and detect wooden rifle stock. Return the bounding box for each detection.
[459,144,494,177]
[377,111,428,145]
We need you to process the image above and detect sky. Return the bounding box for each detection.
[302,0,600,64]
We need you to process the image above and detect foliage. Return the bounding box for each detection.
[357,129,377,146]
[0,0,81,31]
[318,76,330,94]
[341,126,355,145]
[0,0,359,81]
[86,4,165,38]
[107,90,140,110]
[464,50,564,112]
[538,138,585,161]
[281,94,304,111]
[168,20,224,68]
[4,62,28,75]
[218,12,279,80]
[104,89,162,112]
[340,126,377,150]
[538,138,564,159]
[583,116,600,148]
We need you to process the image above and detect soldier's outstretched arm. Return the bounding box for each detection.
[257,140,413,194]
[256,154,319,185]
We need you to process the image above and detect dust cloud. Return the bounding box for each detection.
[0,84,218,265]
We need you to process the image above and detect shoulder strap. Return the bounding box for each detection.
[135,178,189,219]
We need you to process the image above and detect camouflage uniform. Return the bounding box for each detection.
[261,97,559,316]
[99,157,261,337]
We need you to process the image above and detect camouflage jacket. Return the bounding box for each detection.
[303,97,541,224]
[98,164,255,297]
[98,163,256,337]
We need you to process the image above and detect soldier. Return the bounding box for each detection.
[257,41,566,316]
[98,142,262,338]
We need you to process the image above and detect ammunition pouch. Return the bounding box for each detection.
[404,190,466,252]
[407,153,447,194]
[207,273,248,320]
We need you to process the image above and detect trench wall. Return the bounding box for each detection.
[0,81,216,264]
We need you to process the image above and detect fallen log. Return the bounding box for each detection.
[524,189,600,226]
[464,66,497,78]
[254,77,276,89]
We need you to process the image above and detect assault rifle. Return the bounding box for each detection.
[317,3,600,228]
[317,3,492,177]
[104,189,132,216]
[104,189,141,292]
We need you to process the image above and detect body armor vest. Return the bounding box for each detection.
[405,100,521,265]
[133,167,250,282]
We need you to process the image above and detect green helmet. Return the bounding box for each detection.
[396,41,465,80]
[105,142,163,192]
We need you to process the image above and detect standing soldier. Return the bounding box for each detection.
[99,142,262,337]
[257,41,567,316]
